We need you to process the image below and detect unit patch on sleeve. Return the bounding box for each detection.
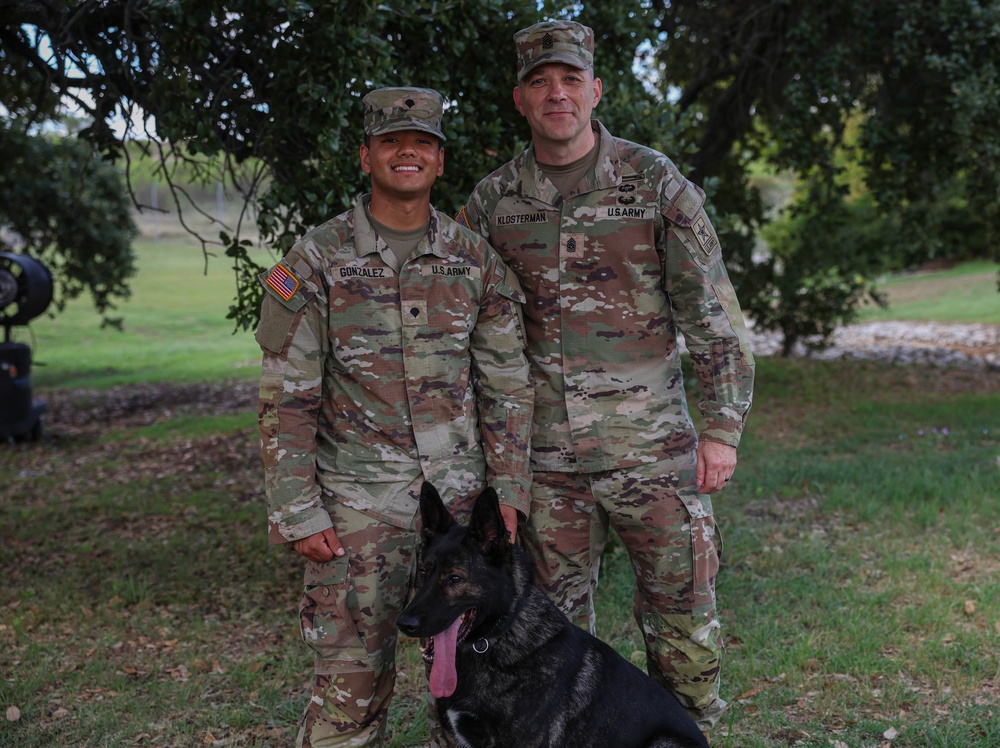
[692,215,720,255]
[265,263,299,301]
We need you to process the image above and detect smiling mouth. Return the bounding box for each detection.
[393,165,421,172]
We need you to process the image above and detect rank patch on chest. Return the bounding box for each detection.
[403,299,428,326]
[561,232,584,257]
[265,263,299,301]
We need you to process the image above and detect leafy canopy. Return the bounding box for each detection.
[3,0,998,348]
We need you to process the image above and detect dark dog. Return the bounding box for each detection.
[397,484,709,748]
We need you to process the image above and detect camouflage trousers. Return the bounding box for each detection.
[294,495,472,747]
[520,454,728,732]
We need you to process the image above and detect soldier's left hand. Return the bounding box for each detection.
[696,441,737,494]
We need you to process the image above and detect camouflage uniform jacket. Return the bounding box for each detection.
[256,195,534,543]
[457,121,754,473]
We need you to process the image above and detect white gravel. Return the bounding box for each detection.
[744,321,1000,370]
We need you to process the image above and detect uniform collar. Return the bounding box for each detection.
[521,120,621,202]
[352,194,448,259]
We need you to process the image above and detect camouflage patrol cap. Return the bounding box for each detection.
[513,20,595,81]
[363,87,446,141]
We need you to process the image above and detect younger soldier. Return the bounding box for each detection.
[257,87,533,747]
[456,22,755,742]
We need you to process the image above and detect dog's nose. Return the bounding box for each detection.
[397,612,419,636]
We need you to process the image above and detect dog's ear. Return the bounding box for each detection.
[468,488,510,557]
[419,482,455,539]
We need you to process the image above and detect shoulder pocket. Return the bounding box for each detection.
[256,263,313,354]
[255,295,299,354]
[663,179,706,228]
[664,181,722,269]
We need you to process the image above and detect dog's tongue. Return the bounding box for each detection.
[429,616,462,698]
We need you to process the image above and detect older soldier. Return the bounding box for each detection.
[257,87,533,747]
[456,22,754,742]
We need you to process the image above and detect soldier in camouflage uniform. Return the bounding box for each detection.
[456,22,755,740]
[256,87,533,747]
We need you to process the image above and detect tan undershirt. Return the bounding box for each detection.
[365,202,428,271]
[537,140,600,197]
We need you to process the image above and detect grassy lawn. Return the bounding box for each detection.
[858,260,1000,325]
[1,251,998,746]
[22,241,266,389]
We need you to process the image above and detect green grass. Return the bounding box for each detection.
[2,358,996,747]
[1,252,998,746]
[858,260,1000,325]
[19,241,266,389]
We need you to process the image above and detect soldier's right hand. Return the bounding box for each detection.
[293,527,345,562]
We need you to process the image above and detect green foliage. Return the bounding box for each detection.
[0,126,138,328]
[652,0,1000,351]
[750,182,893,353]
[3,0,1000,341]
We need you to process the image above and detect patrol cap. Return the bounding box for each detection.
[363,87,446,141]
[513,20,595,81]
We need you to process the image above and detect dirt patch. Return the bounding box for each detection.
[39,380,258,434]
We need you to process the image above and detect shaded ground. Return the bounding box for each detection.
[40,381,259,433]
[3,328,997,747]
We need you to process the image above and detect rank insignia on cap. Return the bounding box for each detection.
[542,32,554,49]
[265,263,299,301]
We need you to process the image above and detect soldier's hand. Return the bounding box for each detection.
[499,503,519,544]
[294,527,345,562]
[696,440,737,494]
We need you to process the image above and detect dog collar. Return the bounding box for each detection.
[472,638,489,654]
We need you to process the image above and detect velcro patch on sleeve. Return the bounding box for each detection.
[265,263,299,301]
[255,294,298,354]
[663,179,707,227]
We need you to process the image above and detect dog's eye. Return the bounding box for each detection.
[446,574,464,586]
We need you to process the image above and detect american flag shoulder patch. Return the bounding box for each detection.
[265,263,299,301]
